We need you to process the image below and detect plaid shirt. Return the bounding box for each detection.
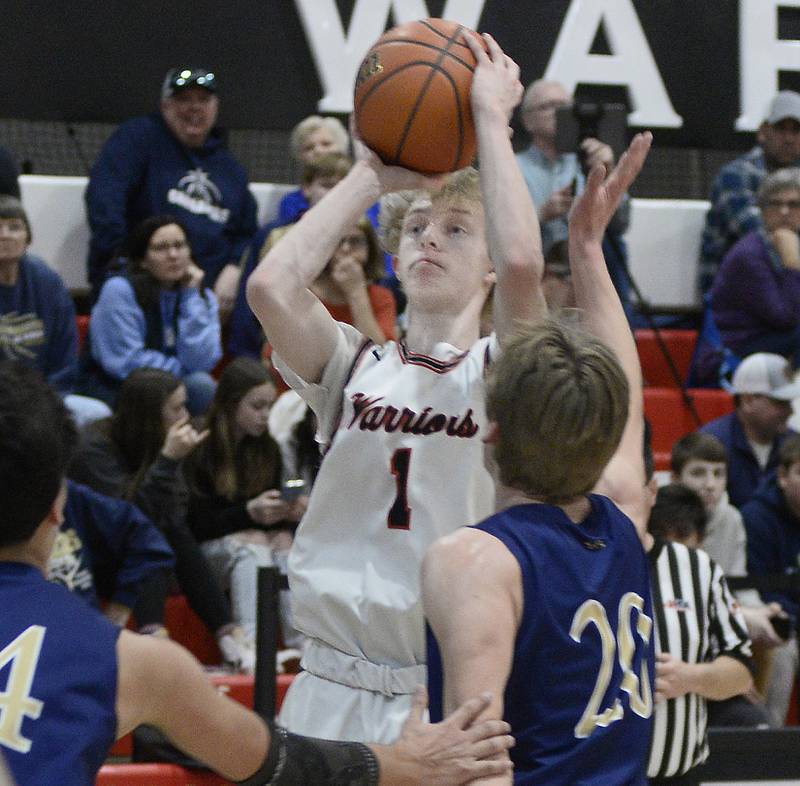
[699,146,768,295]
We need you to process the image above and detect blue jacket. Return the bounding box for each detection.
[85,113,257,287]
[741,476,800,619]
[89,275,221,382]
[701,411,792,509]
[50,481,175,611]
[0,253,78,392]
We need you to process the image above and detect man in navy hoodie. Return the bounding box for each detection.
[85,67,257,313]
[742,434,800,726]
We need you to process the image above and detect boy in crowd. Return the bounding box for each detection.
[671,433,786,648]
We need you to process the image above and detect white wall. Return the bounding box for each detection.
[19,174,709,306]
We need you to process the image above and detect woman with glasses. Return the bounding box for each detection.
[80,215,221,413]
[711,168,800,364]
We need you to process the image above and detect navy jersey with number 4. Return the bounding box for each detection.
[0,562,120,786]
[427,494,655,786]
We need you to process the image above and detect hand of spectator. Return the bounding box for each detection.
[741,603,785,647]
[655,652,694,702]
[286,494,310,523]
[771,227,800,270]
[331,254,367,297]
[182,261,205,290]
[246,489,290,526]
[580,137,615,173]
[213,262,242,318]
[540,185,574,223]
[161,417,209,461]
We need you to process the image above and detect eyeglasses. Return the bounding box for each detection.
[765,199,800,211]
[149,239,189,254]
[527,100,569,113]
[0,220,27,234]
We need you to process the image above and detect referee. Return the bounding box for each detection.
[646,484,754,785]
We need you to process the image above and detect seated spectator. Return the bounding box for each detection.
[278,115,350,225]
[701,352,800,507]
[228,152,352,359]
[711,168,800,363]
[0,195,110,426]
[49,480,174,635]
[81,215,221,414]
[185,358,303,653]
[233,218,397,367]
[742,434,800,726]
[672,432,786,646]
[700,91,800,294]
[85,66,257,313]
[647,484,755,781]
[69,367,255,672]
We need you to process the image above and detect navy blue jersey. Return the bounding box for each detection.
[428,494,655,785]
[0,562,120,785]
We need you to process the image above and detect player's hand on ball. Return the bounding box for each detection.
[462,33,523,126]
[393,686,514,784]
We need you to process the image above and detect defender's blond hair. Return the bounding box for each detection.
[487,320,629,503]
[379,167,482,254]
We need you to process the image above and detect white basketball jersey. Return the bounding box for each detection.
[287,329,496,670]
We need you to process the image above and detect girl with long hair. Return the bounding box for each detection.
[185,358,302,650]
[69,367,255,671]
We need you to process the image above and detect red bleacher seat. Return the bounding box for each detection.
[644,388,734,470]
[635,329,698,388]
[76,314,90,352]
[165,595,221,665]
[96,763,231,785]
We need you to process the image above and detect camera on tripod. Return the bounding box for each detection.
[554,101,628,165]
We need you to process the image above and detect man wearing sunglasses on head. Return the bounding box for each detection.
[85,67,257,315]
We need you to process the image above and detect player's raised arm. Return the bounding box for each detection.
[246,142,441,384]
[462,33,546,341]
[568,132,653,535]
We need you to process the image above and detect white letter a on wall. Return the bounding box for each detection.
[294,0,485,113]
[545,0,682,128]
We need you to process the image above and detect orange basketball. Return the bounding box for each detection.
[353,18,486,174]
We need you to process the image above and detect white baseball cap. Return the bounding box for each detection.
[766,91,800,125]
[732,353,800,400]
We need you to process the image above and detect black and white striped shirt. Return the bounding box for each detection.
[647,539,752,779]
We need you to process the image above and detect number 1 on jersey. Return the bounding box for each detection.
[388,448,412,529]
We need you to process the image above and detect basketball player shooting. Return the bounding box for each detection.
[245,31,545,743]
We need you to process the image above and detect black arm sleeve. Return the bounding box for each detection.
[237,723,380,786]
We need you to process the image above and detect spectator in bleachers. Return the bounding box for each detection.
[81,215,221,414]
[69,367,256,672]
[515,79,633,318]
[228,152,352,359]
[699,91,800,294]
[0,146,20,198]
[85,67,257,315]
[541,239,576,312]
[710,168,800,364]
[701,353,800,508]
[233,218,397,371]
[741,434,800,726]
[0,195,110,426]
[277,115,350,226]
[184,358,303,653]
[50,480,174,636]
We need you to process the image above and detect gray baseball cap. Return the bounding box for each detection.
[766,91,800,125]
[732,353,800,400]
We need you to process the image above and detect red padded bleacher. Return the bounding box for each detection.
[77,314,90,352]
[96,763,231,785]
[165,595,221,666]
[644,388,735,470]
[635,329,697,388]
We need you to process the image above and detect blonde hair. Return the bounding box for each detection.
[487,320,629,503]
[290,115,349,161]
[379,167,482,254]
